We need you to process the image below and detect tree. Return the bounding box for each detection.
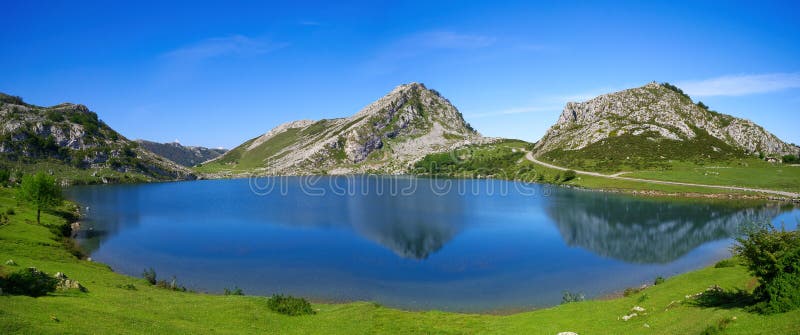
[0,168,10,186]
[17,172,62,224]
[733,223,800,314]
[562,170,577,182]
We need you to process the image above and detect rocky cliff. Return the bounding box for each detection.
[201,83,486,175]
[534,82,798,170]
[0,93,195,183]
[136,140,227,167]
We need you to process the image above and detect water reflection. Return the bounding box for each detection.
[546,190,786,263]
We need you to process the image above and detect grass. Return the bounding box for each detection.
[626,160,800,193]
[1,186,799,334]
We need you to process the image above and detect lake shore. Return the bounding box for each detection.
[2,186,799,333]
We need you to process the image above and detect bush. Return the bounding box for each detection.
[224,287,244,295]
[266,294,315,316]
[561,290,585,304]
[155,276,187,292]
[1,267,58,297]
[700,317,735,335]
[0,169,9,186]
[623,286,645,297]
[562,170,576,182]
[5,208,14,215]
[714,259,737,268]
[654,276,665,285]
[782,155,799,164]
[142,268,157,285]
[733,223,800,314]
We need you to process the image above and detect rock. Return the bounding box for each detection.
[204,82,491,176]
[55,272,87,292]
[557,332,579,335]
[5,259,16,266]
[643,323,650,328]
[631,306,646,312]
[621,313,638,321]
[535,82,798,157]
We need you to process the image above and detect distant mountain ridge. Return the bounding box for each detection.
[534,82,799,171]
[200,83,488,176]
[0,93,195,184]
[136,140,227,167]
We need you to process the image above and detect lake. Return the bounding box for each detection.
[65,176,799,312]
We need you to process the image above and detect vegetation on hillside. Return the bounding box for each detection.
[540,127,747,172]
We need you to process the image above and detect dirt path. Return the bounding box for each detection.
[524,151,800,198]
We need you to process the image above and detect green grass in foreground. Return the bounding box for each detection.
[1,187,799,334]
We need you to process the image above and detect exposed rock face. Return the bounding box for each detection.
[135,140,227,167]
[0,93,195,183]
[535,82,797,157]
[205,83,487,175]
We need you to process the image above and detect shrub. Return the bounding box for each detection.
[224,287,244,296]
[5,208,14,215]
[562,170,576,182]
[700,317,735,335]
[1,267,58,297]
[266,294,315,316]
[714,259,737,268]
[142,268,157,285]
[733,223,800,314]
[623,286,645,297]
[653,276,665,285]
[561,290,585,304]
[155,276,187,292]
[0,169,9,186]
[782,155,799,164]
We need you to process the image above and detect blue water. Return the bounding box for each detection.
[65,177,798,312]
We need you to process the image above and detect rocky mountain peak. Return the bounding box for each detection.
[202,83,486,176]
[537,82,797,157]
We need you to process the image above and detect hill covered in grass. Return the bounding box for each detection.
[0,93,195,184]
[534,82,799,172]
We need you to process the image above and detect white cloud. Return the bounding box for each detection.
[677,73,800,97]
[164,35,286,62]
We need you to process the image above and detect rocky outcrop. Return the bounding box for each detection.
[136,140,227,167]
[536,82,798,157]
[204,83,488,176]
[0,93,195,183]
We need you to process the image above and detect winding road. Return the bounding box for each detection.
[524,151,800,199]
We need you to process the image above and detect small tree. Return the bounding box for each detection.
[0,168,10,186]
[562,170,577,182]
[17,172,62,224]
[733,223,800,314]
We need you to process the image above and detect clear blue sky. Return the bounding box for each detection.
[1,1,798,148]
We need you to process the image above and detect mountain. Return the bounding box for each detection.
[534,82,799,171]
[0,93,195,184]
[199,83,485,176]
[136,140,227,167]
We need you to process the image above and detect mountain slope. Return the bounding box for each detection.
[535,82,798,171]
[136,140,227,167]
[199,83,485,176]
[0,93,195,184]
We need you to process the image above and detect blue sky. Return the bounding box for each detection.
[1,1,799,149]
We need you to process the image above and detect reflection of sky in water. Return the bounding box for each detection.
[65,178,797,312]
